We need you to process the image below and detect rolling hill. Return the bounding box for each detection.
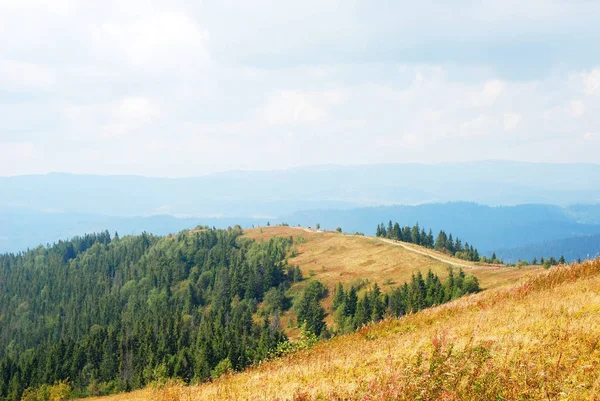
[0,224,539,401]
[244,226,538,335]
[82,249,600,401]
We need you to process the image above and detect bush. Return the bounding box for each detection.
[259,287,288,315]
[49,381,71,401]
[20,385,50,401]
[211,358,233,380]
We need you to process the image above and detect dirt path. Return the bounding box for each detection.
[377,237,476,269]
[376,237,474,269]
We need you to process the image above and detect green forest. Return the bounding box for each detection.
[1,226,482,401]
[0,228,293,400]
[331,268,480,334]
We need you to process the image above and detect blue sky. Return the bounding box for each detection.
[1,0,600,176]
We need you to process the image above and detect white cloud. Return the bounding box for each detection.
[1,0,600,176]
[119,97,155,121]
[260,90,344,125]
[0,60,55,89]
[503,113,522,132]
[570,100,585,117]
[581,68,600,95]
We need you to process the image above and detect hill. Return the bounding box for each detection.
[0,210,263,253]
[244,226,533,290]
[243,226,539,333]
[0,228,294,400]
[87,258,600,401]
[0,225,535,401]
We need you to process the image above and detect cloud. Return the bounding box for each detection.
[0,60,55,89]
[581,68,600,95]
[92,12,210,70]
[260,90,343,125]
[570,100,585,117]
[1,0,600,176]
[503,113,522,132]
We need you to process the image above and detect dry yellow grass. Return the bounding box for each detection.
[86,258,600,401]
[245,227,541,329]
[244,226,539,290]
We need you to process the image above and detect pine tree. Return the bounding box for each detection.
[344,287,358,317]
[370,284,385,322]
[332,283,346,311]
[354,294,371,327]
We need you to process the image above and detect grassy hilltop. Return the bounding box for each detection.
[244,226,540,334]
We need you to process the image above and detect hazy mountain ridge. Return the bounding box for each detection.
[3,203,600,261]
[2,162,600,257]
[495,233,600,263]
[2,162,600,218]
[281,203,600,255]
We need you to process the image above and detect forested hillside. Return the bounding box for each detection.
[0,228,293,400]
[0,225,487,401]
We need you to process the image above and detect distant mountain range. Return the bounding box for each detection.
[2,161,600,258]
[280,203,600,257]
[2,161,599,218]
[494,234,600,263]
[2,203,600,261]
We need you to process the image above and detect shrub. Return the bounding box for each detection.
[20,385,50,401]
[48,380,71,401]
[211,358,233,380]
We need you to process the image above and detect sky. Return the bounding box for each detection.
[1,0,600,177]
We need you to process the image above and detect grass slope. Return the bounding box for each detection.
[244,226,536,289]
[245,227,540,331]
[87,258,600,401]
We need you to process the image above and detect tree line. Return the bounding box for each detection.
[0,228,297,401]
[332,268,480,333]
[292,268,480,337]
[376,221,493,263]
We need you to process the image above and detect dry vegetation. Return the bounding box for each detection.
[244,226,539,290]
[86,258,600,401]
[245,226,541,330]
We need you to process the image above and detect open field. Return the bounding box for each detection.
[244,226,542,330]
[85,258,600,401]
[244,226,539,290]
